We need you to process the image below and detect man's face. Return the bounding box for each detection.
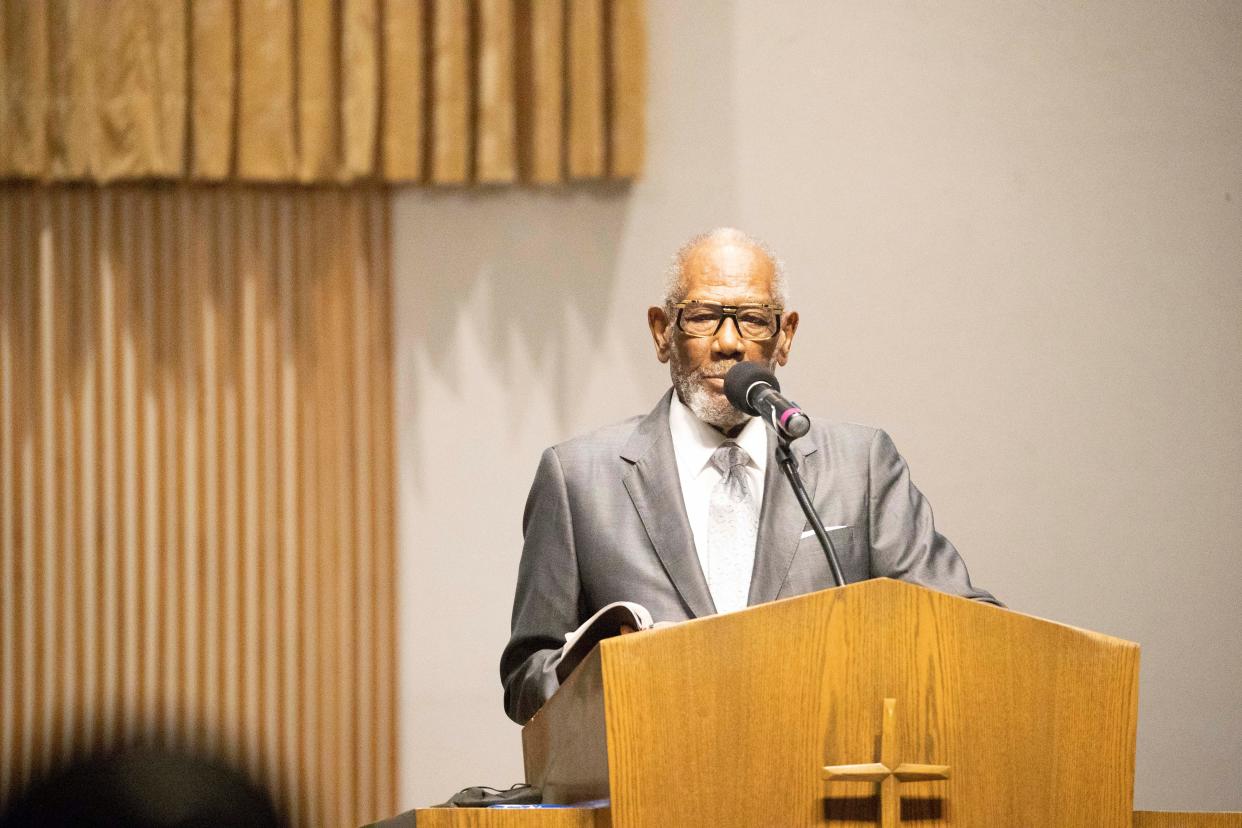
[647,238,799,430]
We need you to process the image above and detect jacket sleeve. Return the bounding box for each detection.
[867,429,1002,606]
[499,446,583,724]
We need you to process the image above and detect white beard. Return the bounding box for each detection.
[670,352,773,431]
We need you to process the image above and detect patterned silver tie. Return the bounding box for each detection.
[706,441,759,614]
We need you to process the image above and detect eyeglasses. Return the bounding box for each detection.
[671,300,783,341]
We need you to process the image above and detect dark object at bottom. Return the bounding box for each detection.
[0,748,282,828]
[437,783,541,808]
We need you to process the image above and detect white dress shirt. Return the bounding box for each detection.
[668,393,768,613]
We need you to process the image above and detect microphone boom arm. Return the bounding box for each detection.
[775,437,846,588]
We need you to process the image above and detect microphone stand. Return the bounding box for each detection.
[775,436,846,588]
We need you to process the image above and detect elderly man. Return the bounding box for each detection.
[500,228,997,725]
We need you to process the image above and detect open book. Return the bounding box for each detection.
[550,601,654,682]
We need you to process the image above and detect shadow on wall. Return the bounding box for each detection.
[391,183,635,448]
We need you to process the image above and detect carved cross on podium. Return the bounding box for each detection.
[822,697,950,828]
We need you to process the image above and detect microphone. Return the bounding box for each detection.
[723,362,843,585]
[723,363,811,441]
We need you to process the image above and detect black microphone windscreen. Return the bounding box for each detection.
[724,362,779,415]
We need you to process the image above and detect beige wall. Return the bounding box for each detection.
[394,0,1242,812]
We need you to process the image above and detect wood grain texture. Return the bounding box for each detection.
[527,578,1141,828]
[1134,814,1242,828]
[0,183,398,828]
[414,808,610,827]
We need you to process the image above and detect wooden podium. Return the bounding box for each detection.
[419,578,1143,827]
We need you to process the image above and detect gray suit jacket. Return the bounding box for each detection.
[500,389,998,724]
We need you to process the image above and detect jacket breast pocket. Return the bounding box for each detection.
[784,525,866,595]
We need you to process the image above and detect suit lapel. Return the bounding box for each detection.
[748,432,821,606]
[620,391,717,618]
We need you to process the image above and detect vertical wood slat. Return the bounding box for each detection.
[237,3,297,179]
[179,188,203,753]
[37,189,58,777]
[0,184,397,827]
[0,192,12,797]
[343,0,382,179]
[93,2,179,181]
[258,194,283,808]
[566,0,606,179]
[117,186,139,745]
[46,0,97,179]
[518,0,564,184]
[298,0,339,183]
[371,192,398,817]
[274,190,298,825]
[0,1,8,174]
[158,188,182,749]
[431,0,471,184]
[138,190,160,746]
[57,189,81,760]
[197,188,222,759]
[475,0,516,183]
[71,189,97,758]
[190,0,237,179]
[351,193,376,825]
[22,192,38,777]
[1,2,49,176]
[382,0,426,181]
[150,2,188,178]
[608,0,645,179]
[97,188,119,754]
[239,189,262,776]
[295,192,322,828]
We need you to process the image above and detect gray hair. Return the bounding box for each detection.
[662,227,789,309]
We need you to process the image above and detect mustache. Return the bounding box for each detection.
[691,361,742,380]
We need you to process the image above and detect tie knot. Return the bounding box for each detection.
[710,441,750,476]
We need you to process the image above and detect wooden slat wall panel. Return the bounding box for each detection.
[238,1,297,180]
[189,0,236,180]
[2,1,49,176]
[431,0,471,184]
[476,0,517,183]
[607,0,645,178]
[518,0,565,184]
[0,183,397,828]
[94,2,172,181]
[343,0,382,179]
[1,0,645,184]
[150,1,188,178]
[47,1,97,179]
[566,0,606,179]
[383,0,426,181]
[297,0,339,183]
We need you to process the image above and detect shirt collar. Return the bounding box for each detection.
[668,391,769,477]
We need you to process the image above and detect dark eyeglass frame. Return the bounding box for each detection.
[671,300,784,341]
